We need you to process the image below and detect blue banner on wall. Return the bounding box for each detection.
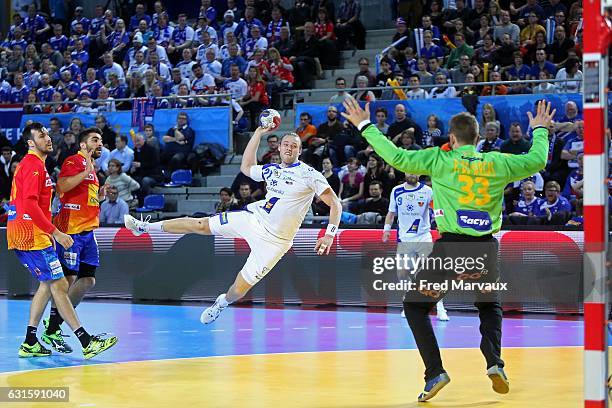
[20,106,232,148]
[296,93,584,139]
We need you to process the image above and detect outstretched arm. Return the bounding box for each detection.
[341,96,437,175]
[240,126,272,176]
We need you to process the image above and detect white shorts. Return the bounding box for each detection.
[396,241,433,276]
[208,209,293,285]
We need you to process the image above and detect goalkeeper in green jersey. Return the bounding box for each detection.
[342,97,555,402]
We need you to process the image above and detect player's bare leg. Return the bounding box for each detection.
[124,215,211,236]
[19,282,53,357]
[49,278,83,330]
[68,277,96,307]
[28,281,52,327]
[43,274,85,353]
[48,278,118,359]
[201,273,254,324]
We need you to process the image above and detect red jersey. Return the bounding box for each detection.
[7,151,55,250]
[249,80,269,106]
[53,152,100,234]
[314,22,336,41]
[269,58,295,84]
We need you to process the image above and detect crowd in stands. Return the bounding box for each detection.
[0,0,597,228]
[0,0,368,131]
[278,99,593,227]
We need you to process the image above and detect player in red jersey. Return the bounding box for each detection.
[41,127,107,353]
[8,122,117,359]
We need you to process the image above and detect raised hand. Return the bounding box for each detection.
[341,96,371,129]
[527,100,556,130]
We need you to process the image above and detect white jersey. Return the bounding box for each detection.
[389,182,433,243]
[249,161,330,241]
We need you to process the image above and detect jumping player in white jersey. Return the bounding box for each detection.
[382,174,449,321]
[124,126,342,323]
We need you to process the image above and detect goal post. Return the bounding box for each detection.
[583,1,612,407]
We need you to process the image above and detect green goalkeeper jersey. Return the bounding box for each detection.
[361,124,549,236]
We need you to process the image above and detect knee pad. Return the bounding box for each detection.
[78,263,97,279]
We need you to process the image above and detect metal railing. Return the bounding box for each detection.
[281,78,583,106]
[21,93,234,108]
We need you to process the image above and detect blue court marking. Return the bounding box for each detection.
[0,299,585,374]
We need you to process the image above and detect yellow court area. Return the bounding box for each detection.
[0,347,581,408]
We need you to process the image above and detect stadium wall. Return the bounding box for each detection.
[0,227,585,313]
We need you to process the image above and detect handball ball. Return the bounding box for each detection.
[259,109,281,130]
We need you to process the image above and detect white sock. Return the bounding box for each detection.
[218,294,229,308]
[148,221,164,232]
[437,301,446,312]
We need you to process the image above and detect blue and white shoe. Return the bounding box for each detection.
[124,214,151,236]
[487,365,510,394]
[417,372,451,402]
[200,294,228,324]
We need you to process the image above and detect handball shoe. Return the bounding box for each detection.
[18,341,51,358]
[487,365,510,394]
[201,294,228,324]
[417,373,451,402]
[83,334,118,360]
[124,214,150,236]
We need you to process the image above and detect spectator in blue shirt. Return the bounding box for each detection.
[68,22,90,51]
[36,73,55,102]
[110,135,134,173]
[89,5,106,38]
[561,120,584,169]
[420,30,444,62]
[515,0,546,26]
[70,6,90,34]
[55,70,80,100]
[71,39,89,77]
[530,49,557,78]
[221,43,248,77]
[22,4,50,44]
[80,68,102,99]
[162,111,196,173]
[511,181,541,216]
[59,51,81,81]
[49,24,68,53]
[200,0,218,23]
[8,27,28,52]
[104,19,130,60]
[535,181,572,224]
[129,3,152,31]
[476,122,504,152]
[100,185,130,224]
[22,59,40,89]
[107,72,128,100]
[235,7,264,44]
[507,51,531,80]
[562,153,583,203]
[10,73,30,103]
